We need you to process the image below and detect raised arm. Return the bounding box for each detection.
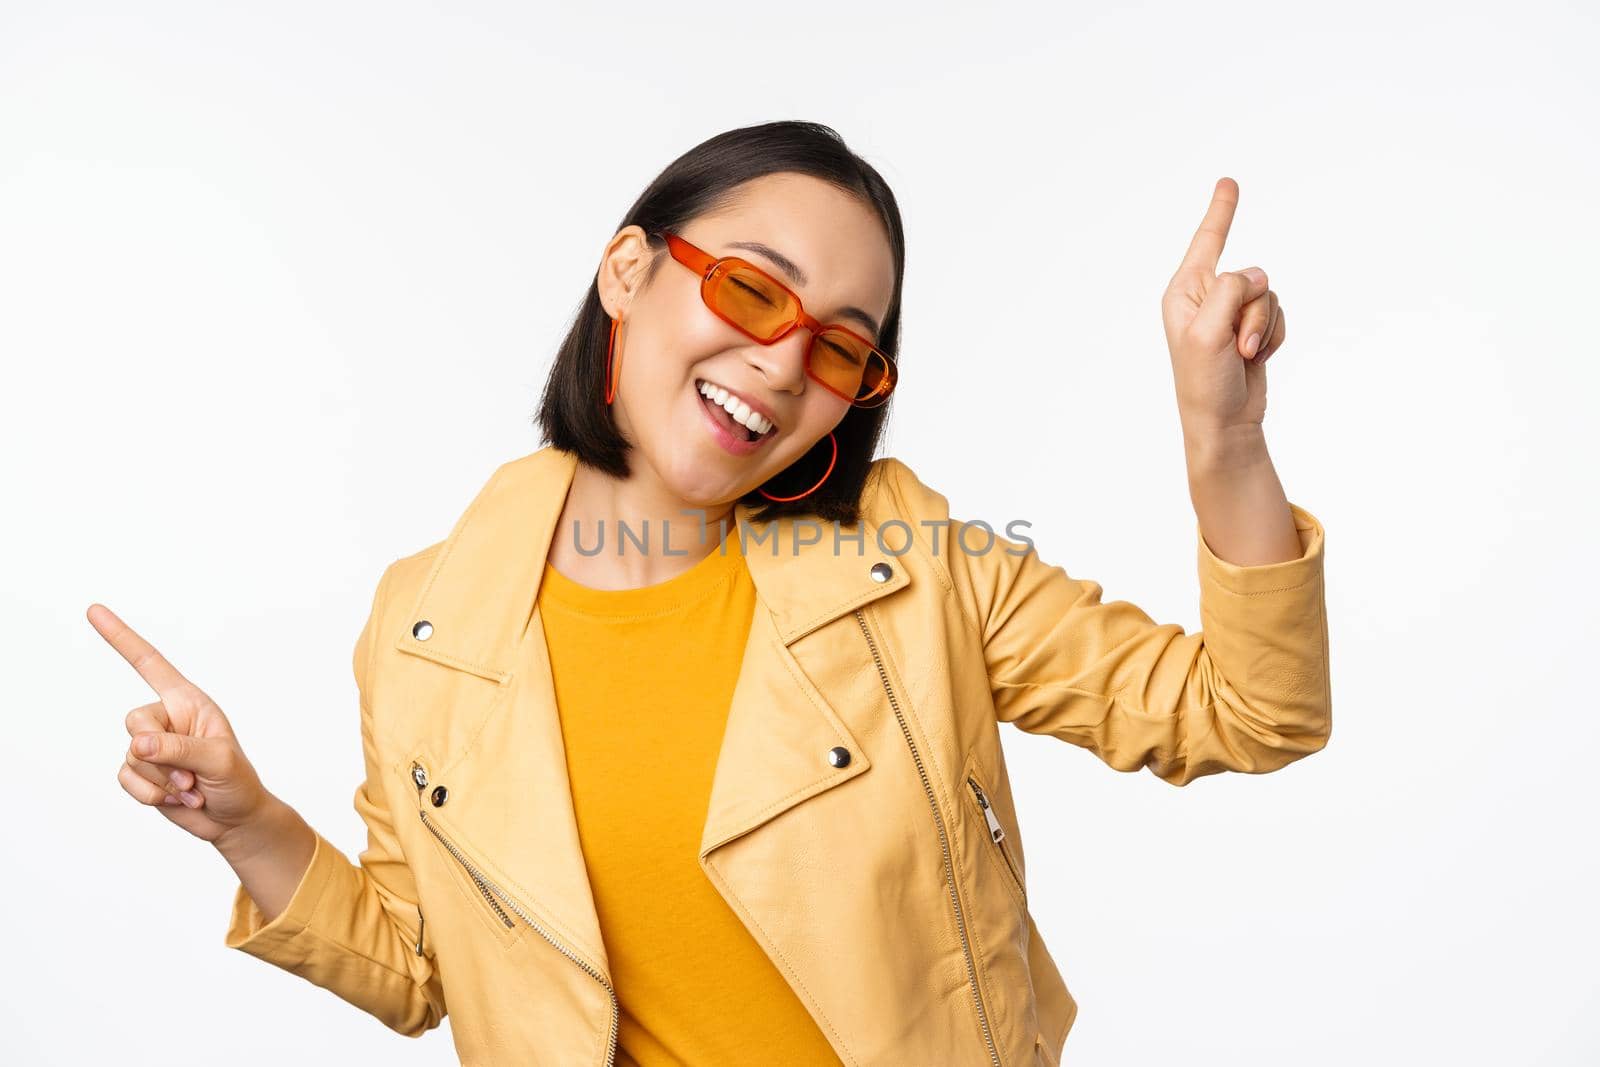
[879,457,1330,787]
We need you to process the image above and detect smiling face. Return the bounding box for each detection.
[596,172,896,507]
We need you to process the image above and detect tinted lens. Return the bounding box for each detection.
[812,329,893,404]
[707,262,798,340]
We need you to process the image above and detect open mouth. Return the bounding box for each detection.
[696,379,777,445]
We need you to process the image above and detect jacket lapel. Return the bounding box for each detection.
[389,445,912,976]
[391,449,571,683]
[697,496,911,857]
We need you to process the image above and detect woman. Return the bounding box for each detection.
[93,121,1328,1066]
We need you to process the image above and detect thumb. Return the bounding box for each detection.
[1191,267,1268,345]
[131,731,228,778]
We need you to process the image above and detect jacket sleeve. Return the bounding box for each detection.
[880,458,1332,787]
[222,561,448,1034]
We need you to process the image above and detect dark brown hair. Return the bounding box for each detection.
[533,120,906,526]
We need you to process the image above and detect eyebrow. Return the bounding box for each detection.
[723,240,883,341]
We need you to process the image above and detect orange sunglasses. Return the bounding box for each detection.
[651,230,898,408]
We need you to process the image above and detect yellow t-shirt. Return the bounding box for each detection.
[537,524,844,1067]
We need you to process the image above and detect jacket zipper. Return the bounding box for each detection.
[855,609,1003,1067]
[967,777,1026,904]
[411,761,620,1067]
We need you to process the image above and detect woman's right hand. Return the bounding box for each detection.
[90,602,274,850]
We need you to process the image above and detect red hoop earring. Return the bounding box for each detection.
[605,315,625,405]
[757,432,838,502]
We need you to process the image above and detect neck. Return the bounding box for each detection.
[547,460,738,590]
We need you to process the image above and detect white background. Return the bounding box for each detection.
[4,2,1596,1063]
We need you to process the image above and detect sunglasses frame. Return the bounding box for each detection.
[649,229,898,408]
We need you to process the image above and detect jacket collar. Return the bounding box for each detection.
[393,444,910,683]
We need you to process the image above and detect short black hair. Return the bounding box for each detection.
[533,119,906,527]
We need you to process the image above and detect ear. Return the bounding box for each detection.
[596,225,656,320]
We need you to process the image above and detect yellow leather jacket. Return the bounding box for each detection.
[223,444,1331,1065]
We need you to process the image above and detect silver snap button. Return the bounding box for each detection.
[412,620,433,641]
[869,562,893,583]
[430,785,448,807]
[827,746,851,768]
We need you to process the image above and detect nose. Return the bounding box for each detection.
[744,327,810,395]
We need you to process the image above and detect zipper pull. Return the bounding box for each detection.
[968,778,1005,844]
[415,905,426,956]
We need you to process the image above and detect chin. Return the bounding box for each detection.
[654,455,750,508]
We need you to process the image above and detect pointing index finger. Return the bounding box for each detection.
[87,603,193,698]
[1177,177,1240,276]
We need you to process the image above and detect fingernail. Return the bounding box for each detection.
[136,735,156,757]
[162,793,180,805]
[1243,267,1266,284]
[168,769,184,788]
[1246,332,1262,356]
[180,789,201,806]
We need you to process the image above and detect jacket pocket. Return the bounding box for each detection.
[404,748,623,1067]
[408,755,528,951]
[964,755,1027,909]
[956,746,1040,1057]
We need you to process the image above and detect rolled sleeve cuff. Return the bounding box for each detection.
[223,827,341,960]
[1197,501,1324,596]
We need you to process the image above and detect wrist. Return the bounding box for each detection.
[1183,422,1270,480]
[214,792,298,866]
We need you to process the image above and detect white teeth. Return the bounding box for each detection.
[698,379,773,435]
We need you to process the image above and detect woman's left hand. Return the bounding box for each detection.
[1160,177,1285,439]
